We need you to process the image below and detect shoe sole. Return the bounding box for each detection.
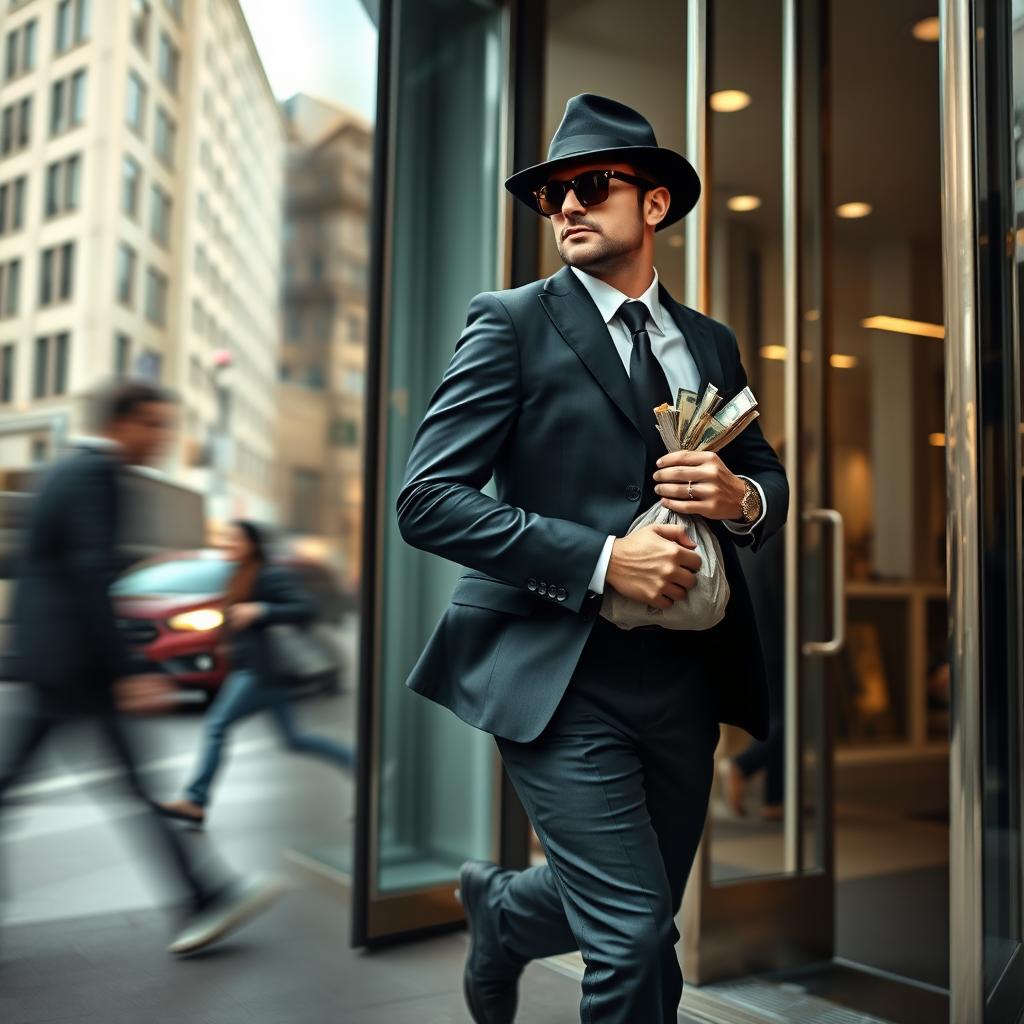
[168,878,284,956]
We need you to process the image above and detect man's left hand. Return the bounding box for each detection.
[653,451,745,521]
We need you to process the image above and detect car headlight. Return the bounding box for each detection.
[167,608,224,632]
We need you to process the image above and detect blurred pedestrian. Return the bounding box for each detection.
[158,520,353,827]
[0,380,281,957]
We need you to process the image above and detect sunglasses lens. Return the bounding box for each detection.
[535,182,565,216]
[574,172,609,207]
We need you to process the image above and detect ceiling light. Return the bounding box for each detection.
[830,354,858,369]
[760,345,786,360]
[710,90,751,113]
[836,201,872,219]
[727,194,761,212]
[804,309,821,321]
[928,433,946,447]
[912,17,940,42]
[861,315,945,338]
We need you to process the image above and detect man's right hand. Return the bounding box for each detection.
[605,523,702,609]
[114,674,177,715]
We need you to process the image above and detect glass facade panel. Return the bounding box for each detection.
[374,0,504,896]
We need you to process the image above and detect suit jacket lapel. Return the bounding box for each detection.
[658,284,723,397]
[539,267,644,438]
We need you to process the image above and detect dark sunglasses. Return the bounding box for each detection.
[532,169,656,217]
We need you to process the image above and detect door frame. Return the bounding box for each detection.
[681,0,836,983]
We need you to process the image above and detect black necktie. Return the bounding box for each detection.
[618,300,672,506]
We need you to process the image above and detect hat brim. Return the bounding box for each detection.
[504,146,700,231]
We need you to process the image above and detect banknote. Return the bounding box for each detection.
[682,383,723,449]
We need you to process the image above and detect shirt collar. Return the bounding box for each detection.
[570,266,666,336]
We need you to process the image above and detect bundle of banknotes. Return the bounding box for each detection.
[653,383,760,455]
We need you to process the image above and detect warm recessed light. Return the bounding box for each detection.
[667,234,684,248]
[912,17,940,43]
[837,201,872,219]
[727,194,761,212]
[929,432,946,447]
[760,345,786,360]
[861,315,945,338]
[804,309,821,321]
[830,354,858,369]
[710,90,751,113]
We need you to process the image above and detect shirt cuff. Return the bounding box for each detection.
[724,476,767,535]
[587,534,617,594]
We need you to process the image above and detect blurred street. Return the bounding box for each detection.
[0,683,589,1024]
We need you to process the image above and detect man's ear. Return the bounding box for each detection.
[645,186,671,229]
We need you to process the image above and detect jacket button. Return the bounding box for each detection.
[556,587,567,601]
[625,484,641,501]
[527,578,538,591]
[538,581,547,595]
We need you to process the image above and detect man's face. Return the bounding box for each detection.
[545,160,666,272]
[116,401,176,465]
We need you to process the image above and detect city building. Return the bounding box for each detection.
[0,0,284,524]
[277,93,372,587]
[344,2,1024,1023]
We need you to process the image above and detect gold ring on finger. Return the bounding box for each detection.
[687,480,695,501]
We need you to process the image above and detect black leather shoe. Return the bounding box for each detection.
[456,860,521,1024]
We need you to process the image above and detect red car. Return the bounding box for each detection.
[112,549,345,702]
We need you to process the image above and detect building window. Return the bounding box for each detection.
[0,175,27,235]
[1,97,31,155]
[121,155,141,218]
[157,31,179,93]
[144,266,167,325]
[135,347,162,383]
[149,184,171,247]
[331,419,358,447]
[115,242,136,307]
[54,332,69,393]
[0,343,14,403]
[5,18,37,81]
[33,335,47,398]
[55,0,89,54]
[130,0,151,55]
[164,0,183,23]
[38,242,74,306]
[32,332,69,398]
[44,154,80,217]
[0,259,21,318]
[154,106,176,167]
[114,332,131,376]
[126,70,146,134]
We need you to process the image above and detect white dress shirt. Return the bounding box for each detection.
[569,266,768,595]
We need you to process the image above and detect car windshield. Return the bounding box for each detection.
[112,558,235,597]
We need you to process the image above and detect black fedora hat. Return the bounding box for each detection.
[504,93,700,230]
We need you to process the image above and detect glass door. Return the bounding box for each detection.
[680,0,837,987]
[351,0,509,944]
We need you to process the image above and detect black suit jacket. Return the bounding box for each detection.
[397,267,788,742]
[12,446,134,708]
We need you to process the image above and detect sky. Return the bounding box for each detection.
[239,0,378,121]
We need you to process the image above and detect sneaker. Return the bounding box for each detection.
[168,875,284,956]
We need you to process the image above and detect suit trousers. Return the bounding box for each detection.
[493,615,720,1024]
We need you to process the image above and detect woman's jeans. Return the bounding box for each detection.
[185,669,354,807]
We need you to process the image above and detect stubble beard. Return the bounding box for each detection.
[556,222,644,276]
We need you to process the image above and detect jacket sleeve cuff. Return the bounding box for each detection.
[586,535,617,594]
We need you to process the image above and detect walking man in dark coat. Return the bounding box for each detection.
[0,380,278,956]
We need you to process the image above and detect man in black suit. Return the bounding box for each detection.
[397,95,787,1023]
[0,380,278,956]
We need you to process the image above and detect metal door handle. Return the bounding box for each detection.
[802,508,845,655]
